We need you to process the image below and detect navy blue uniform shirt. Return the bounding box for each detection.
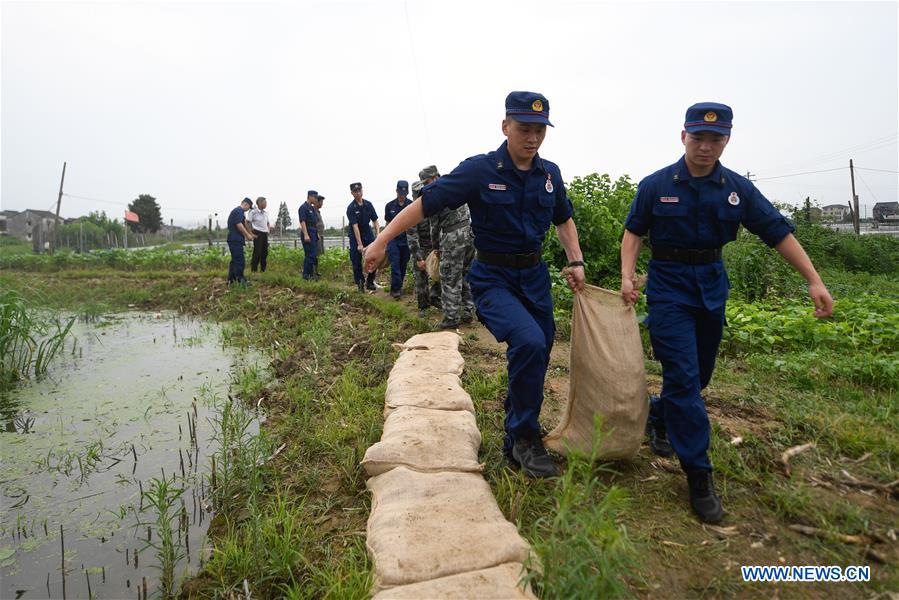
[625,156,794,309]
[298,202,318,231]
[420,141,573,254]
[227,206,247,243]
[346,199,378,244]
[384,197,410,246]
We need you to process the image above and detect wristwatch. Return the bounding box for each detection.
[568,260,585,268]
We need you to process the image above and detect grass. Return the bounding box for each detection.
[0,289,74,389]
[2,246,897,597]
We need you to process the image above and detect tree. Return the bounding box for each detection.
[276,201,292,231]
[127,194,163,233]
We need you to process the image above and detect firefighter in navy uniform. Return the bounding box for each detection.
[384,180,412,299]
[620,102,834,523]
[346,182,380,292]
[363,91,586,479]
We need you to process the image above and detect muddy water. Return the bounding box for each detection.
[0,312,265,599]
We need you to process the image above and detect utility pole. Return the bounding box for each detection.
[850,159,860,235]
[50,162,66,255]
[745,170,755,181]
[208,215,213,248]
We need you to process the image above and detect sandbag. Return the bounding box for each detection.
[384,371,474,416]
[392,346,464,377]
[372,562,536,599]
[361,406,482,476]
[426,250,440,282]
[544,284,648,459]
[367,467,532,591]
[401,331,460,352]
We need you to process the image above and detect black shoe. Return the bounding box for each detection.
[366,282,377,291]
[390,290,401,299]
[430,298,442,309]
[686,469,724,524]
[511,436,560,479]
[461,312,473,324]
[357,281,365,293]
[438,318,459,330]
[418,308,428,318]
[646,421,673,457]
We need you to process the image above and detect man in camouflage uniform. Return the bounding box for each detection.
[420,165,475,329]
[407,180,442,317]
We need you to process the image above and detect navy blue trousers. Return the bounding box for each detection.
[387,241,410,293]
[227,240,246,283]
[302,230,318,279]
[349,239,375,286]
[647,301,725,472]
[468,260,554,454]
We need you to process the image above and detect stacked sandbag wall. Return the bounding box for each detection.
[361,332,537,598]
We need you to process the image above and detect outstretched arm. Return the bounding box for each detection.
[774,233,833,317]
[364,200,425,272]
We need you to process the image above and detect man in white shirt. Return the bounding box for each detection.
[248,196,273,272]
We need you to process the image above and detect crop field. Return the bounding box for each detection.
[1,177,897,598]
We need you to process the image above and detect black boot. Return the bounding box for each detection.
[686,469,724,523]
[645,421,673,457]
[510,436,560,479]
[357,281,365,293]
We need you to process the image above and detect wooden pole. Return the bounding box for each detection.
[50,162,66,255]
[850,159,859,235]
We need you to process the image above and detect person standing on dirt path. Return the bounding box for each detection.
[248,196,273,273]
[299,190,320,281]
[421,165,476,329]
[384,181,412,299]
[347,182,380,293]
[227,197,256,285]
[314,194,326,279]
[620,102,834,524]
[407,180,442,317]
[364,91,586,479]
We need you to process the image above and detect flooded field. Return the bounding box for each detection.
[0,312,266,599]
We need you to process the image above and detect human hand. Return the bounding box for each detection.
[416,260,426,270]
[304,234,311,243]
[621,276,640,305]
[564,266,585,293]
[809,282,834,318]
[364,240,386,273]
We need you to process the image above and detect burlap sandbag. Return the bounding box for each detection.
[361,406,482,476]
[367,467,533,591]
[426,250,440,282]
[372,562,536,599]
[392,346,464,377]
[401,331,460,352]
[544,284,647,459]
[384,371,474,416]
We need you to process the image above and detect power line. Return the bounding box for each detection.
[855,167,899,174]
[754,167,847,181]
[855,170,881,205]
[63,192,213,213]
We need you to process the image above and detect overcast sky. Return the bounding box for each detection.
[2,0,897,228]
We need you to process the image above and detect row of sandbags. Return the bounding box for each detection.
[361,332,537,598]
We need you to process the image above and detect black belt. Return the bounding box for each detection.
[442,220,470,234]
[476,250,541,269]
[652,245,721,264]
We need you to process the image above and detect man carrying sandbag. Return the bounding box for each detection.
[364,91,586,478]
[620,102,833,523]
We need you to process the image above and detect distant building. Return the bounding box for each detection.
[0,210,15,236]
[873,201,899,223]
[821,204,850,222]
[4,209,61,247]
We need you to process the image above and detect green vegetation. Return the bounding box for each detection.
[2,177,897,597]
[0,289,74,390]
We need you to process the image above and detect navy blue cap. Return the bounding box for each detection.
[307,189,318,197]
[396,180,409,192]
[241,197,252,206]
[505,91,553,127]
[350,182,362,192]
[317,194,325,201]
[684,102,733,136]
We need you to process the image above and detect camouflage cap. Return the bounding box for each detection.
[418,165,440,181]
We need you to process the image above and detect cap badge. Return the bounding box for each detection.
[704,111,718,122]
[545,173,554,194]
[728,192,740,206]
[532,99,543,112]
